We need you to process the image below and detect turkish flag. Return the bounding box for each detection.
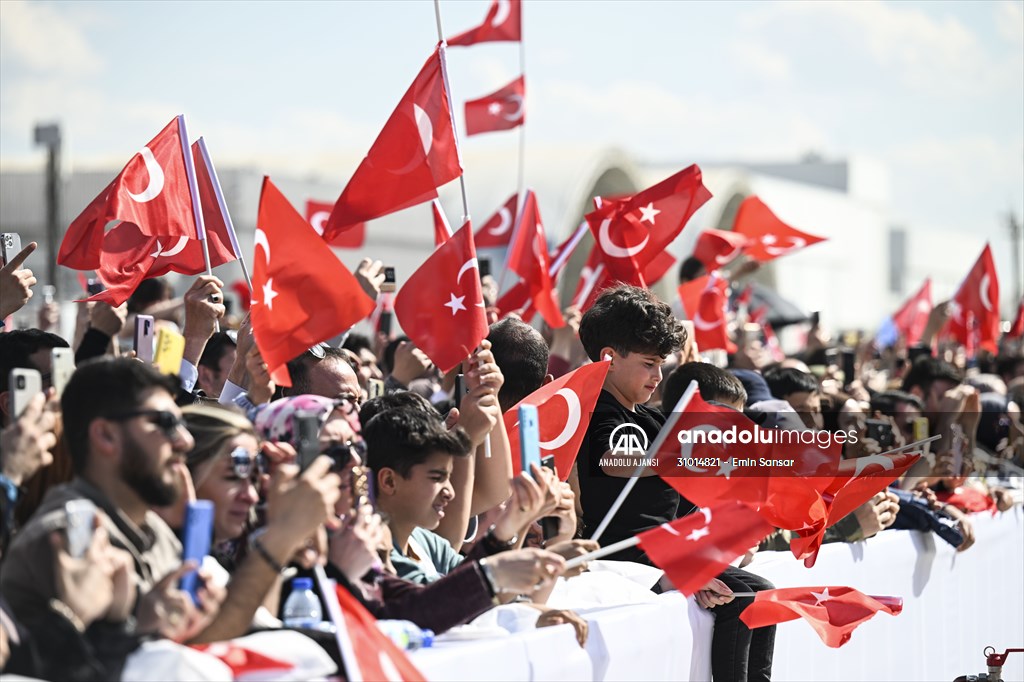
[585,165,712,286]
[447,0,521,46]
[1008,297,1024,339]
[942,244,1001,355]
[475,193,518,248]
[504,361,610,478]
[643,250,677,286]
[693,229,751,269]
[679,273,734,352]
[507,190,565,328]
[733,196,826,263]
[570,245,613,312]
[332,585,427,681]
[891,278,932,346]
[496,221,587,320]
[740,586,903,648]
[149,139,240,278]
[231,280,251,313]
[253,178,375,386]
[790,451,920,566]
[763,321,785,361]
[84,223,161,306]
[59,116,198,271]
[307,200,365,248]
[394,223,488,374]
[638,501,773,597]
[431,199,454,246]
[324,44,462,240]
[465,76,525,136]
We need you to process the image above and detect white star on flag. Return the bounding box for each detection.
[716,457,737,479]
[262,278,279,310]
[444,293,467,315]
[762,234,777,244]
[488,102,502,116]
[638,202,660,224]
[686,526,710,542]
[811,587,832,605]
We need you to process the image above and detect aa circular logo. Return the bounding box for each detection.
[609,423,650,457]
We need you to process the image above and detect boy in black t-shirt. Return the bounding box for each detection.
[576,285,687,561]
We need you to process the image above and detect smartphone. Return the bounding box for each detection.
[154,328,186,375]
[865,419,894,449]
[518,404,541,480]
[295,411,321,471]
[64,500,96,559]
[368,378,385,400]
[179,501,214,605]
[134,315,155,363]
[1,233,22,266]
[380,266,397,294]
[912,417,930,443]
[453,373,467,408]
[479,258,492,280]
[540,455,559,541]
[840,348,856,388]
[51,347,75,398]
[9,368,42,419]
[86,278,106,296]
[810,311,821,327]
[379,311,393,337]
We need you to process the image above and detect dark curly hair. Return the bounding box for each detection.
[578,285,685,361]
[362,407,472,479]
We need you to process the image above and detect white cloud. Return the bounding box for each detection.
[0,0,102,75]
[996,1,1024,45]
[728,41,792,82]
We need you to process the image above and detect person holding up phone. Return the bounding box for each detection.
[0,240,39,323]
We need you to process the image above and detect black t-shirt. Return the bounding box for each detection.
[577,390,682,563]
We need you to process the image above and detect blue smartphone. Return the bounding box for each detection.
[179,500,214,605]
[518,404,541,480]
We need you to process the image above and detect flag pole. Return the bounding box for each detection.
[590,380,699,543]
[565,535,641,570]
[434,0,490,459]
[313,565,365,682]
[516,7,526,215]
[197,137,253,292]
[178,115,218,332]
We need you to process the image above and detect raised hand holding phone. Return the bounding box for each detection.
[134,314,155,363]
[519,404,541,480]
[179,501,214,605]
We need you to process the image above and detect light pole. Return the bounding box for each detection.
[33,123,62,298]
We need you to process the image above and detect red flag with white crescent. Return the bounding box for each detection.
[503,361,610,478]
[1008,297,1024,339]
[475,193,518,249]
[891,278,932,345]
[394,223,488,374]
[307,199,365,248]
[431,199,454,247]
[733,196,826,263]
[331,585,427,681]
[506,190,565,328]
[59,116,199,270]
[465,75,525,136]
[693,228,752,269]
[941,244,1001,354]
[447,0,521,46]
[324,44,462,241]
[253,178,375,386]
[740,586,903,648]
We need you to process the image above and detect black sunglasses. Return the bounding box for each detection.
[108,410,187,440]
[321,439,367,472]
[228,446,263,481]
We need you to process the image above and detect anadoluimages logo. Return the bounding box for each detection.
[609,423,650,457]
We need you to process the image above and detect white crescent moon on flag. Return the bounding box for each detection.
[853,454,895,477]
[310,211,330,236]
[414,104,433,157]
[763,236,806,256]
[126,147,165,203]
[714,243,743,265]
[457,258,479,284]
[691,310,722,331]
[488,207,513,236]
[492,0,511,26]
[502,95,524,122]
[538,389,581,450]
[979,273,993,310]
[254,228,271,263]
[157,236,189,258]
[699,507,712,525]
[598,218,648,258]
[660,522,681,537]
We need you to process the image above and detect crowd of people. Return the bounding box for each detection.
[1,237,1022,682]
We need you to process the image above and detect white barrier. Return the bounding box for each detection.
[412,508,1024,681]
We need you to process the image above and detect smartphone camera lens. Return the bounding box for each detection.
[16,377,25,389]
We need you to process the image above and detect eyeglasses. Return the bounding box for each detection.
[334,396,360,414]
[107,410,187,440]
[321,439,367,472]
[228,446,262,481]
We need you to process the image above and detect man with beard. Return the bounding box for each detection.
[1,357,221,646]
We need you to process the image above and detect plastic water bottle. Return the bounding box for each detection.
[376,619,435,651]
[282,577,322,629]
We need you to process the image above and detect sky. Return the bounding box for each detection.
[1,0,1022,249]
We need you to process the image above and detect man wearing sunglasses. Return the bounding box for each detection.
[2,357,225,647]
